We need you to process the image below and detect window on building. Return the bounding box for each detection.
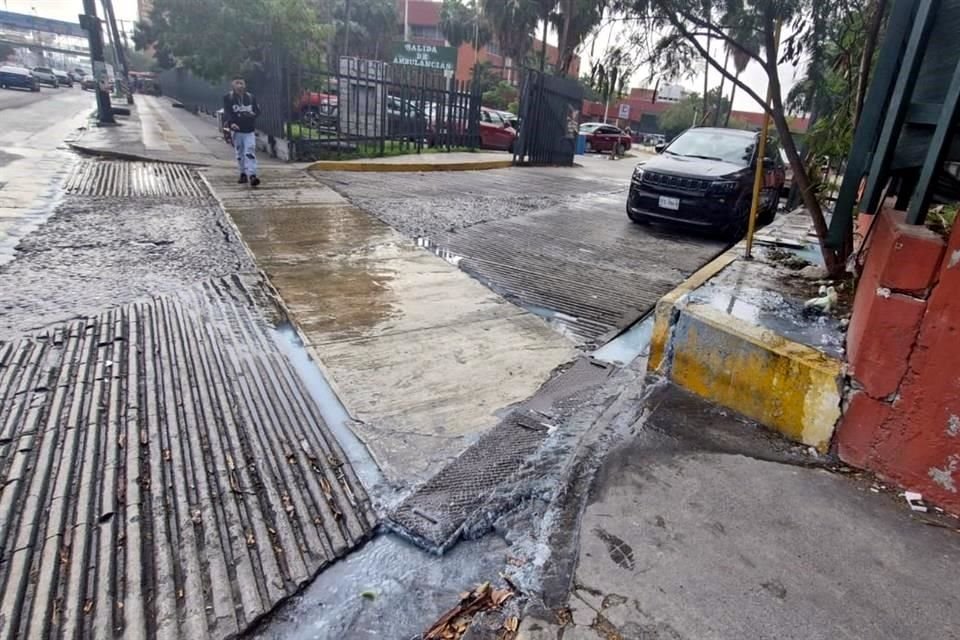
[411,24,443,40]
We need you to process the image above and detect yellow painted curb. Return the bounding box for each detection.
[669,303,843,452]
[306,159,514,172]
[648,248,738,372]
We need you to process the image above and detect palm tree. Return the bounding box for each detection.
[723,36,753,127]
[440,0,491,49]
[481,0,540,66]
[553,0,607,76]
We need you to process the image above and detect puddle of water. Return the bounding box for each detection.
[270,323,385,493]
[691,285,845,358]
[253,533,508,640]
[592,315,655,366]
[520,302,583,342]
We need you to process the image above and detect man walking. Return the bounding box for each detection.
[223,77,261,187]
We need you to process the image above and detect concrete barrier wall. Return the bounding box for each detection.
[838,208,960,513]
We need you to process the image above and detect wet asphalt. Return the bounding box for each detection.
[0,195,253,340]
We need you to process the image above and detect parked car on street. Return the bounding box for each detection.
[81,76,113,92]
[626,127,785,239]
[480,107,517,151]
[52,69,72,87]
[31,67,59,88]
[0,65,39,91]
[579,122,632,153]
[298,90,338,129]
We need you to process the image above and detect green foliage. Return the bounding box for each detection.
[657,91,726,138]
[482,81,519,110]
[330,0,397,62]
[552,0,606,75]
[440,0,492,49]
[135,0,329,82]
[588,46,637,108]
[0,42,15,62]
[124,47,156,72]
[481,0,541,62]
[471,61,503,93]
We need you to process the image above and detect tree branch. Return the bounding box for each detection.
[667,16,770,114]
[675,8,765,66]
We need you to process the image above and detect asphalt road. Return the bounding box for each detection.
[0,84,96,263]
[318,154,726,343]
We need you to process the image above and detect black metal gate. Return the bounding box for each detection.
[514,70,584,166]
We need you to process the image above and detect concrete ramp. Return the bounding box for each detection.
[0,276,374,640]
[206,167,577,485]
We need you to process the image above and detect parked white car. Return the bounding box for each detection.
[31,67,59,88]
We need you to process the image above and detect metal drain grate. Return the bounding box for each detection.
[387,410,551,552]
[387,358,614,553]
[64,160,210,198]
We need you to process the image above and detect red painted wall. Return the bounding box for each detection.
[838,208,960,513]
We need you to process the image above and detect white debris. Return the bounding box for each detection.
[904,491,928,512]
[877,287,891,298]
[804,286,838,313]
[799,265,829,280]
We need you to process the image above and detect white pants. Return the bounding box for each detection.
[233,131,257,176]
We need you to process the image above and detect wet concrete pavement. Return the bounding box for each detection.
[517,383,960,640]
[206,165,576,488]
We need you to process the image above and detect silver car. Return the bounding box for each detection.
[31,67,59,88]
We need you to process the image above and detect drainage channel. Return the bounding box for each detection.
[591,314,655,366]
[270,323,385,494]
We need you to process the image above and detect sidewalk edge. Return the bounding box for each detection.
[305,158,513,172]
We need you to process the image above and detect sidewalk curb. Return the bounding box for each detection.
[648,245,843,452]
[68,142,209,166]
[305,158,513,172]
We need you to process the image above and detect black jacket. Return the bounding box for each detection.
[223,91,260,133]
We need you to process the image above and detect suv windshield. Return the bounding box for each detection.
[35,68,51,73]
[665,129,755,166]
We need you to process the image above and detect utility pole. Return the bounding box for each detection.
[79,0,115,124]
[101,0,132,104]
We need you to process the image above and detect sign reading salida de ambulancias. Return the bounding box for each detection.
[393,42,458,72]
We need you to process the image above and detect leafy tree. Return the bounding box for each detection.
[615,0,855,273]
[440,0,492,49]
[589,45,637,114]
[330,0,397,62]
[482,0,541,64]
[471,60,503,93]
[0,43,15,63]
[658,88,731,137]
[482,80,519,109]
[134,0,328,81]
[553,0,608,76]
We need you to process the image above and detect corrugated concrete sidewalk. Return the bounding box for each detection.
[0,275,374,640]
[205,167,577,485]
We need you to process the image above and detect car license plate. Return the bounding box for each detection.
[659,196,680,210]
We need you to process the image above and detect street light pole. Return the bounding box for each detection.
[80,0,115,124]
[101,0,132,104]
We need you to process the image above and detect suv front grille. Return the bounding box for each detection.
[642,171,711,192]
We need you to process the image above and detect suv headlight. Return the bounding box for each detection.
[632,166,645,182]
[709,179,739,194]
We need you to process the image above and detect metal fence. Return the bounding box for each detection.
[514,69,583,166]
[289,58,482,161]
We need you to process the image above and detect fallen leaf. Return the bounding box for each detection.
[491,589,513,606]
[83,600,93,614]
[360,591,376,600]
[504,616,519,632]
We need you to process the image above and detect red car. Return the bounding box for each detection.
[429,106,517,151]
[579,122,632,153]
[298,91,338,129]
[480,108,518,151]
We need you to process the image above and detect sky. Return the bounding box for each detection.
[577,19,804,113]
[9,0,802,114]
[3,0,141,27]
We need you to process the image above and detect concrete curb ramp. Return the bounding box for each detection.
[649,249,843,452]
[306,158,513,172]
[0,276,374,640]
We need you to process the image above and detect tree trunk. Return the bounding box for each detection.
[854,0,887,127]
[724,72,738,127]
[713,48,729,126]
[559,0,573,76]
[767,74,842,274]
